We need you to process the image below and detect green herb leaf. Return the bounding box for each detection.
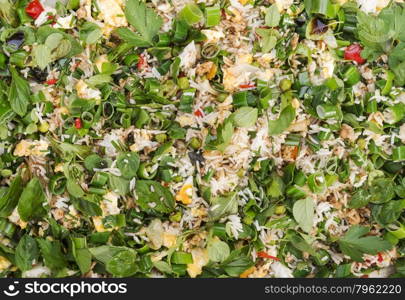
[15,234,39,272]
[292,198,314,233]
[208,192,238,221]
[268,104,296,136]
[208,238,230,263]
[9,67,30,117]
[116,152,140,180]
[232,107,258,128]
[120,0,163,46]
[17,177,47,221]
[135,180,175,214]
[37,239,68,271]
[0,174,23,217]
[265,4,280,27]
[338,225,392,262]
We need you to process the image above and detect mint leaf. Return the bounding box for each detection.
[338,225,392,262]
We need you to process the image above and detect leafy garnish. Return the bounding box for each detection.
[338,225,392,262]
[117,0,163,47]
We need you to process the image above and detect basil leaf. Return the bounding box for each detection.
[220,249,254,277]
[292,198,314,233]
[9,67,31,117]
[268,104,296,136]
[37,239,68,271]
[348,189,370,209]
[45,33,64,51]
[207,239,230,263]
[116,152,140,180]
[372,200,405,226]
[33,44,52,70]
[66,179,85,198]
[208,192,238,221]
[72,194,102,216]
[108,174,130,196]
[134,180,175,214]
[0,174,23,217]
[232,107,258,128]
[79,22,102,45]
[15,234,39,272]
[265,4,280,27]
[106,250,137,277]
[17,177,47,221]
[369,178,394,204]
[338,225,392,262]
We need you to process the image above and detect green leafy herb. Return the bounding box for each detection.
[338,225,392,262]
[265,4,281,27]
[17,177,47,221]
[135,180,175,214]
[208,192,238,221]
[9,67,30,117]
[232,107,258,128]
[15,235,39,272]
[292,198,314,233]
[37,239,68,271]
[208,238,230,263]
[117,0,163,47]
[268,104,296,136]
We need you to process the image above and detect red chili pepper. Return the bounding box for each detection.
[137,54,148,70]
[45,78,57,85]
[239,83,256,89]
[257,251,280,261]
[26,0,44,20]
[344,44,366,64]
[194,109,204,117]
[74,118,82,129]
[377,252,383,263]
[360,274,369,278]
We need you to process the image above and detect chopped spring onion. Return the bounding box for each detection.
[205,6,221,27]
[179,3,203,25]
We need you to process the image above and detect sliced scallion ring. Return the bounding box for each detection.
[179,3,203,25]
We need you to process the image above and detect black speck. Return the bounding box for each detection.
[30,67,48,83]
[188,151,205,165]
[7,32,25,50]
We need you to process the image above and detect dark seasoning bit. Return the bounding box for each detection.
[6,32,25,50]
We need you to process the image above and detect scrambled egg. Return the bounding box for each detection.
[201,30,225,44]
[0,256,11,271]
[175,177,193,205]
[97,0,128,36]
[14,140,49,157]
[275,0,294,11]
[75,80,101,100]
[186,248,209,278]
[8,208,28,229]
[94,54,109,73]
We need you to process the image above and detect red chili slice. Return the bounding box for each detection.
[26,0,44,20]
[377,252,383,263]
[137,54,148,70]
[239,83,256,89]
[74,118,82,129]
[344,44,366,64]
[45,78,57,85]
[257,251,280,261]
[194,109,204,117]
